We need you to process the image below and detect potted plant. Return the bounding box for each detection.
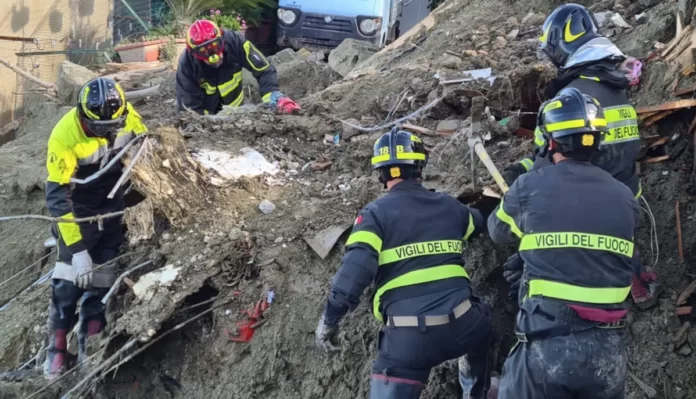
[221,0,276,43]
[114,0,224,63]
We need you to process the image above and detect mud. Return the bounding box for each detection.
[1,0,696,398]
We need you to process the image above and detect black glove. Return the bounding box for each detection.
[503,253,524,301]
[502,162,527,186]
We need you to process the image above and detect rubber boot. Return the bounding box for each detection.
[43,328,69,380]
[369,375,424,399]
[487,375,500,399]
[631,272,663,310]
[77,319,104,365]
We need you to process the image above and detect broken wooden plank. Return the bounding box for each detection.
[662,25,693,58]
[644,155,670,163]
[677,279,696,306]
[674,84,696,96]
[677,200,684,263]
[636,99,696,114]
[640,110,675,127]
[688,115,696,135]
[648,137,669,148]
[402,123,455,137]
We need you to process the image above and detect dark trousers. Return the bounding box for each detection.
[370,299,492,399]
[49,280,108,331]
[498,328,627,399]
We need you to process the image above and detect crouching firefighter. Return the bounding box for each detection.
[314,127,493,399]
[499,3,660,309]
[491,88,638,399]
[44,77,147,379]
[176,20,300,115]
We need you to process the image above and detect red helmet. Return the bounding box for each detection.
[186,20,224,63]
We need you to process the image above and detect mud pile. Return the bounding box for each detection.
[1,0,696,398]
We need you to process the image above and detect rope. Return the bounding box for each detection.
[0,211,125,224]
[332,96,445,133]
[640,196,659,269]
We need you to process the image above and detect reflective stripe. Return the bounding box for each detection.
[519,232,634,257]
[534,127,545,147]
[519,158,534,171]
[495,199,523,238]
[545,118,607,133]
[579,75,600,82]
[346,230,382,252]
[243,41,270,72]
[372,264,470,321]
[378,240,462,265]
[603,105,639,145]
[262,92,272,103]
[114,131,134,150]
[463,213,475,240]
[218,71,242,97]
[371,152,427,165]
[200,82,216,95]
[634,183,642,199]
[229,90,244,107]
[528,279,631,304]
[76,143,108,165]
[57,212,82,246]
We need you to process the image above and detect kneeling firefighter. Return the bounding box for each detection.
[44,77,147,379]
[491,88,638,398]
[500,3,660,309]
[314,127,494,399]
[176,19,300,115]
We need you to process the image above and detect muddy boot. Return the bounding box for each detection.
[77,319,104,366]
[43,328,69,380]
[631,271,663,310]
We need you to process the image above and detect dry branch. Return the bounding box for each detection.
[0,56,57,96]
[0,211,125,224]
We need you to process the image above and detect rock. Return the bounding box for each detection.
[634,12,648,23]
[594,11,613,28]
[610,13,631,28]
[436,119,463,133]
[507,29,520,40]
[493,36,508,50]
[506,17,519,26]
[307,51,326,63]
[228,227,243,241]
[462,50,478,57]
[614,0,631,8]
[439,54,462,69]
[259,200,276,214]
[328,39,379,77]
[521,12,546,26]
[270,48,298,65]
[676,344,692,356]
[56,61,98,104]
[410,77,424,91]
[341,118,362,140]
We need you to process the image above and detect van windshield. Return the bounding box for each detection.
[279,0,381,17]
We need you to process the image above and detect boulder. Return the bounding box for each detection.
[328,39,379,77]
[270,48,298,66]
[56,61,98,104]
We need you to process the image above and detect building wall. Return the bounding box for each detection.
[0,0,113,126]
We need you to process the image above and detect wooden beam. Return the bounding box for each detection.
[636,99,696,114]
[640,110,675,127]
[0,35,36,43]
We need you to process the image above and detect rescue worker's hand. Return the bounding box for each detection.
[315,316,341,353]
[502,163,527,186]
[503,253,524,300]
[72,250,93,289]
[263,91,301,114]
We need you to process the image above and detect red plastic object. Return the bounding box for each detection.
[227,300,270,342]
[277,97,301,114]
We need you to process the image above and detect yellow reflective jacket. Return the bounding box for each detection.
[45,103,147,254]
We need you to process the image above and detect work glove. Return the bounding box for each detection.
[72,250,93,289]
[263,91,301,114]
[501,162,528,186]
[315,315,341,353]
[503,253,524,301]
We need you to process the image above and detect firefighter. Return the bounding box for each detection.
[43,77,147,379]
[491,88,637,398]
[176,20,300,115]
[500,3,660,309]
[314,127,493,399]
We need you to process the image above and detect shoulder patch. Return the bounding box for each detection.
[355,215,363,225]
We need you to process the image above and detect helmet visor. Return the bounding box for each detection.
[191,37,223,62]
[85,116,126,137]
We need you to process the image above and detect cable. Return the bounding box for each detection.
[0,250,55,290]
[640,195,659,269]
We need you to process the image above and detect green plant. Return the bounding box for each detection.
[220,0,275,27]
[164,0,225,24]
[205,9,242,31]
[159,37,179,62]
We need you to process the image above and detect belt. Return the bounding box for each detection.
[515,320,626,343]
[386,299,472,327]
